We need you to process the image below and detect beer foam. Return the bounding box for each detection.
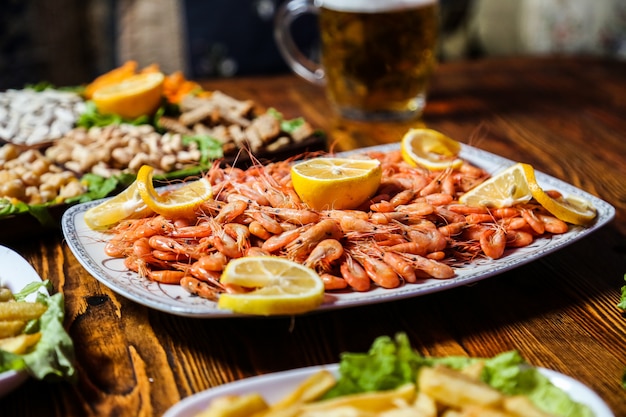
[317,0,437,13]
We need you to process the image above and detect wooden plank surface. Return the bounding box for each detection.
[1,56,625,416]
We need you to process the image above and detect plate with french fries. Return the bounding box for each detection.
[164,334,614,417]
[0,244,48,397]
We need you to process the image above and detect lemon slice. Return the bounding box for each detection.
[520,164,596,225]
[92,72,164,119]
[83,181,153,230]
[135,165,212,218]
[217,257,325,316]
[400,128,464,170]
[459,163,533,208]
[290,157,382,210]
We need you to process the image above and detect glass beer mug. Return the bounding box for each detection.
[275,0,439,122]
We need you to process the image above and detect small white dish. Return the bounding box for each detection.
[0,245,47,398]
[163,363,615,417]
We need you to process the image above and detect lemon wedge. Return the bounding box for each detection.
[92,72,164,119]
[136,165,212,218]
[459,163,533,208]
[400,128,464,170]
[290,157,382,210]
[83,181,153,230]
[520,164,596,225]
[217,257,325,316]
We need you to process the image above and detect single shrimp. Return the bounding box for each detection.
[536,213,568,234]
[285,219,343,261]
[261,207,320,225]
[480,227,506,259]
[224,222,251,251]
[394,201,435,216]
[404,223,448,253]
[521,209,545,235]
[245,247,271,257]
[382,251,417,283]
[147,270,186,284]
[152,249,190,262]
[386,241,428,256]
[447,204,488,215]
[168,221,214,238]
[180,276,221,301]
[506,230,534,247]
[501,216,528,230]
[433,206,466,224]
[438,222,465,238]
[248,221,273,240]
[213,200,248,224]
[369,200,395,213]
[148,235,194,256]
[389,189,417,206]
[261,225,311,253]
[209,231,243,259]
[320,273,348,291]
[404,253,455,279]
[250,211,283,234]
[323,209,369,221]
[193,252,229,272]
[353,252,400,289]
[422,193,454,206]
[465,213,496,225]
[304,239,344,271]
[189,262,224,285]
[339,254,371,292]
[338,216,381,234]
[490,208,520,219]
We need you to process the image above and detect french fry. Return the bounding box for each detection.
[412,392,438,417]
[299,383,416,414]
[418,365,504,409]
[0,332,41,354]
[268,370,336,411]
[195,393,268,417]
[456,406,513,417]
[0,320,27,338]
[0,301,47,321]
[503,396,557,417]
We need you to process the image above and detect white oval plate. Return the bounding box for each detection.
[61,143,616,318]
[163,363,615,417]
[0,245,47,398]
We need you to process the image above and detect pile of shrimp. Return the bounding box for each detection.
[102,150,569,300]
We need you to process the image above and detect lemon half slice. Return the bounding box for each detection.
[92,72,164,119]
[400,128,463,170]
[290,157,382,210]
[459,163,533,208]
[136,165,212,218]
[83,181,153,230]
[521,164,596,225]
[217,257,325,316]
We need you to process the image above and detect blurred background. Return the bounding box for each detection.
[1,0,625,90]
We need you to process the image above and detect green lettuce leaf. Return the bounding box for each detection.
[324,333,593,417]
[0,281,76,382]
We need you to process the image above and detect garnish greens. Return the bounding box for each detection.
[0,281,76,381]
[325,333,593,417]
[267,107,306,134]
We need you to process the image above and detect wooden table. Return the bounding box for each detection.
[2,57,625,416]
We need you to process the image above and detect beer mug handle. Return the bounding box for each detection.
[274,0,325,86]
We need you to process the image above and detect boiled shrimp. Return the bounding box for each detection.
[304,239,344,271]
